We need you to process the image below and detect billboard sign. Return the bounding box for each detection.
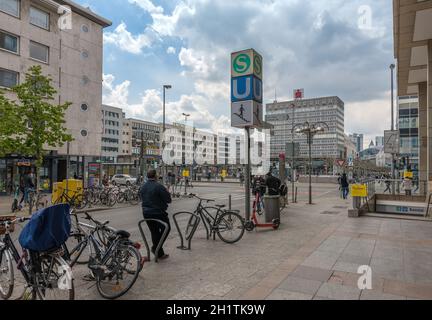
[293,89,304,100]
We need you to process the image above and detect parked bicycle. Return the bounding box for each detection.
[63,212,142,299]
[0,216,74,300]
[184,194,245,244]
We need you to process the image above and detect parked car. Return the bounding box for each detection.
[111,174,137,186]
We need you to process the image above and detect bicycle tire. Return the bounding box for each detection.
[68,233,90,266]
[216,211,245,244]
[35,256,75,300]
[0,248,14,300]
[96,244,141,300]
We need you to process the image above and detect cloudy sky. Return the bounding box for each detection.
[77,0,395,148]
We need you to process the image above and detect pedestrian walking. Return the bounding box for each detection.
[340,173,349,200]
[403,176,413,196]
[140,169,172,260]
[383,175,392,194]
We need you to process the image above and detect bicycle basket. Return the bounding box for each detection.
[0,216,16,235]
[19,204,71,252]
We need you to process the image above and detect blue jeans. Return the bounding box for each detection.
[342,187,349,199]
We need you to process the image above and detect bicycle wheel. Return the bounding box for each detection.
[216,211,245,244]
[35,255,75,300]
[185,214,200,240]
[0,248,14,300]
[96,244,141,300]
[68,233,90,266]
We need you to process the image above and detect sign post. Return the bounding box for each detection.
[231,49,264,221]
[384,130,400,194]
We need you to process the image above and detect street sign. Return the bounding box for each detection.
[293,89,304,99]
[336,160,345,167]
[348,156,354,167]
[231,49,264,129]
[231,49,262,79]
[231,75,263,103]
[351,184,367,197]
[231,100,263,128]
[384,130,400,154]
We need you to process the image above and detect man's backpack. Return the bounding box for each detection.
[279,183,288,196]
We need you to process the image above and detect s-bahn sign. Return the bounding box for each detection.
[231,49,264,128]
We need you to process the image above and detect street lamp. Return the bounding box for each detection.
[182,113,190,123]
[294,121,329,204]
[162,85,172,184]
[389,64,396,194]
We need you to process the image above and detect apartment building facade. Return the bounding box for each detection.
[101,105,123,163]
[398,95,419,175]
[0,0,111,193]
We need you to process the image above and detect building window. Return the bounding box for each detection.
[81,76,90,85]
[0,0,19,17]
[0,30,18,53]
[0,68,18,88]
[29,6,49,30]
[81,50,89,59]
[81,129,88,137]
[81,24,89,33]
[80,103,88,111]
[29,41,49,63]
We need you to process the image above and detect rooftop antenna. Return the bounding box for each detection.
[274,89,277,103]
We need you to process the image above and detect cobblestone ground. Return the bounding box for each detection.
[3,182,432,300]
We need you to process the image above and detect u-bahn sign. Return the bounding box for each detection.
[231,49,264,128]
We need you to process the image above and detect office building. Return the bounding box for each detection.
[393,0,432,192]
[0,0,111,193]
[266,96,345,173]
[349,133,364,153]
[376,136,384,148]
[398,95,419,175]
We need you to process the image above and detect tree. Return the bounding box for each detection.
[0,65,73,189]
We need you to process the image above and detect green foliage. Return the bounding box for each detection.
[0,65,73,168]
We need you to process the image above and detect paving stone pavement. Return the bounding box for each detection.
[2,182,432,300]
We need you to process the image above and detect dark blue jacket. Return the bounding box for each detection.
[140,179,172,215]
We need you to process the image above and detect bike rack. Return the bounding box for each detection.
[138,219,169,263]
[172,212,201,251]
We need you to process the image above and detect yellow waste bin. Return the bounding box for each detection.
[52,182,64,204]
[63,179,83,198]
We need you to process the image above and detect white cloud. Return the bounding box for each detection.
[102,74,130,108]
[128,0,163,14]
[104,22,159,54]
[166,46,176,54]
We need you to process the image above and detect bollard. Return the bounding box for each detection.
[229,194,232,211]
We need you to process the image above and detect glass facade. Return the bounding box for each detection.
[398,96,419,175]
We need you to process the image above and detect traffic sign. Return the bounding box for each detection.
[231,100,263,128]
[336,160,345,167]
[384,130,400,154]
[231,49,263,79]
[231,75,263,103]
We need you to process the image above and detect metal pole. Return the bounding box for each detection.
[66,141,70,194]
[162,87,166,185]
[309,132,312,205]
[291,103,296,203]
[245,127,251,221]
[390,64,396,195]
[140,131,145,177]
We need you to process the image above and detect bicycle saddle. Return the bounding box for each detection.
[115,230,130,239]
[215,204,226,208]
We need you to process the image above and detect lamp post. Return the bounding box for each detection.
[162,85,172,184]
[390,63,396,195]
[295,121,329,204]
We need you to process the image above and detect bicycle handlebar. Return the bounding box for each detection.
[0,217,31,226]
[83,212,110,228]
[190,194,215,203]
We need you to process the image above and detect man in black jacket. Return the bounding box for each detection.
[140,169,172,260]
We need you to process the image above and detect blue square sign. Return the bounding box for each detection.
[231,75,263,103]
